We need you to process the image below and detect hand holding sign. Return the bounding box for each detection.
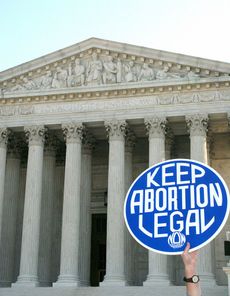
[181,242,201,296]
[124,159,230,254]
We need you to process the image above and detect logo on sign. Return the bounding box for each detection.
[124,159,230,254]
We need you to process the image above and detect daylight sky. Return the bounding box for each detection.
[1,0,230,71]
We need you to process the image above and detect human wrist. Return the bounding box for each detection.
[184,268,197,278]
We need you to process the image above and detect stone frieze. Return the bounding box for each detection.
[0,89,230,118]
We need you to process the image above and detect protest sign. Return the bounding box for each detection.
[124,159,230,254]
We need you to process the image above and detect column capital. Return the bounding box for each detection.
[144,116,167,139]
[62,122,84,144]
[105,119,127,140]
[125,128,136,152]
[24,125,47,146]
[0,127,11,148]
[186,114,208,137]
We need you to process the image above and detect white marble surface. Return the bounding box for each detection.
[0,153,20,286]
[54,124,83,286]
[14,127,45,286]
[101,120,126,286]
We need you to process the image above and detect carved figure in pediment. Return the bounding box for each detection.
[67,63,74,87]
[74,58,85,85]
[9,77,37,92]
[138,63,155,81]
[156,66,181,80]
[187,70,200,79]
[116,58,123,83]
[124,61,137,82]
[41,71,53,89]
[23,77,37,90]
[10,84,25,92]
[67,58,85,87]
[103,56,117,84]
[156,66,170,80]
[52,67,68,88]
[86,52,103,85]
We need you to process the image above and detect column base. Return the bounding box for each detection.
[100,275,127,287]
[199,274,216,287]
[53,275,81,287]
[143,274,171,286]
[12,275,39,287]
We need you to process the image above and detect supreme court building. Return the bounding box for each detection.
[1,38,230,296]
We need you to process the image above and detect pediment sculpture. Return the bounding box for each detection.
[2,50,227,93]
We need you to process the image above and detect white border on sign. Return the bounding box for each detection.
[124,159,230,255]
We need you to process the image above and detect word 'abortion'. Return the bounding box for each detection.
[129,162,223,238]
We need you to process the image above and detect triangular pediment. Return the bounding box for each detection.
[1,37,230,95]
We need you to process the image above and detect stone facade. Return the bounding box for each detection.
[0,38,230,296]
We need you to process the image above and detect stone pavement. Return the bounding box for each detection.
[0,286,228,296]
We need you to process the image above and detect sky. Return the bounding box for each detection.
[1,0,230,72]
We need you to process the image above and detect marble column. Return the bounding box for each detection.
[144,117,171,286]
[79,132,95,286]
[38,134,57,286]
[0,128,10,243]
[124,128,135,285]
[0,135,20,287]
[186,114,216,286]
[100,119,127,286]
[54,122,83,287]
[14,126,46,286]
[186,114,208,163]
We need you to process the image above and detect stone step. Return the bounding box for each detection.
[0,286,228,296]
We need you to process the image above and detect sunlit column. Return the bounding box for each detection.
[186,113,216,286]
[54,122,83,287]
[14,126,46,286]
[101,120,127,286]
[143,117,170,286]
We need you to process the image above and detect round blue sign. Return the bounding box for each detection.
[124,159,230,254]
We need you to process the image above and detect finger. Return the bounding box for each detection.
[183,242,190,254]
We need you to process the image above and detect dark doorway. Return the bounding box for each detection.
[90,214,107,286]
